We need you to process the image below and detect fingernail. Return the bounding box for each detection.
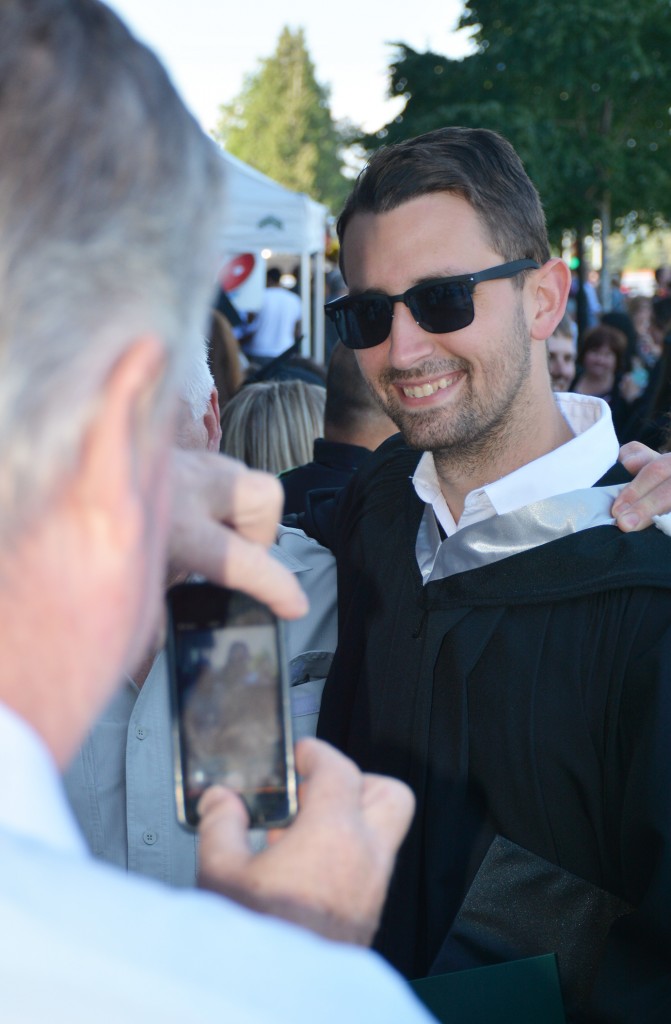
[619,511,640,531]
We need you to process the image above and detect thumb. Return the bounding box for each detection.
[197,786,253,891]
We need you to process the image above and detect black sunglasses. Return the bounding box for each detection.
[324,259,539,350]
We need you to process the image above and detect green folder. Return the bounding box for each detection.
[410,954,565,1024]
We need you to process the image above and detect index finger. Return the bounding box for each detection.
[221,463,287,548]
[192,520,309,620]
[168,449,308,618]
[172,449,284,546]
[614,445,671,531]
[617,441,661,483]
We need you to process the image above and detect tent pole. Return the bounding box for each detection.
[300,251,311,357]
[312,250,325,364]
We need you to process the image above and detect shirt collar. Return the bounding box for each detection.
[413,393,619,533]
[0,701,88,856]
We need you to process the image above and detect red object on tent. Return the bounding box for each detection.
[221,253,255,292]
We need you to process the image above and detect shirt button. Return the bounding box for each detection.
[135,726,147,740]
[143,830,157,845]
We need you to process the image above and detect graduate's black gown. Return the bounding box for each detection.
[315,435,671,1023]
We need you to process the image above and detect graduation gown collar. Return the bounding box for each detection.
[418,484,625,583]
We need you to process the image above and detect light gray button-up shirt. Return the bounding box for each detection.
[63,525,337,887]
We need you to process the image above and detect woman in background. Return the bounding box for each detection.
[573,323,634,437]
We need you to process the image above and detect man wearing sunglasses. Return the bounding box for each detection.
[318,126,671,1021]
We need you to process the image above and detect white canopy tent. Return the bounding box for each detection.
[216,148,329,362]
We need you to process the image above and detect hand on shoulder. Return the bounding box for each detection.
[614,443,671,534]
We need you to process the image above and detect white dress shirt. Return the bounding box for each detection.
[0,700,433,1024]
[413,393,620,537]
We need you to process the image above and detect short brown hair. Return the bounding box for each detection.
[337,127,550,275]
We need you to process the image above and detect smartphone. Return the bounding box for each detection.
[166,581,298,830]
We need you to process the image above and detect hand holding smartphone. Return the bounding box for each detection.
[196,737,417,946]
[166,582,298,830]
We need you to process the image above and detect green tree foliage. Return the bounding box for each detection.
[214,27,353,214]
[362,0,671,244]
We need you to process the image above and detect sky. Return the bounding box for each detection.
[106,0,474,136]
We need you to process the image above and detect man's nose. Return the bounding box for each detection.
[387,302,435,369]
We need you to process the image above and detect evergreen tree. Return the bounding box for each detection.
[215,27,353,214]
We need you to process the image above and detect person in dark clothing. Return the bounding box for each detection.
[280,341,396,515]
[619,298,671,447]
[316,125,671,1022]
[572,323,636,438]
[624,338,671,451]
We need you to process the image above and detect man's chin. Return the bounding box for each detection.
[378,393,470,453]
[394,416,460,453]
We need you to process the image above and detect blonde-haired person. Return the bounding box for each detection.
[220,379,326,475]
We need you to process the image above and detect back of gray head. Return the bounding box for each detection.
[0,0,226,536]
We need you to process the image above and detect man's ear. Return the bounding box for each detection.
[203,386,222,452]
[72,334,168,555]
[528,258,572,341]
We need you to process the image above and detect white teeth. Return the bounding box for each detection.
[402,376,455,398]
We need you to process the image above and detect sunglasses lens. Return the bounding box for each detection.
[411,281,474,334]
[328,295,393,349]
[326,280,476,349]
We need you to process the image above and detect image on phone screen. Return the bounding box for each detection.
[168,586,296,829]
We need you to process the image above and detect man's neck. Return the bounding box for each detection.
[433,396,574,523]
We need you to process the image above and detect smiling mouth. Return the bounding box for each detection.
[401,374,462,399]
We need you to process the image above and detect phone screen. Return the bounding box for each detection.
[167,583,297,829]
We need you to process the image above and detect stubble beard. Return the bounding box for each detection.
[365,303,533,475]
